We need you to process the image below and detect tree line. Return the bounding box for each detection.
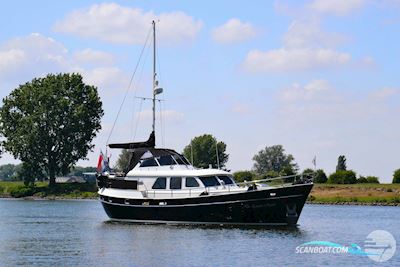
[139,134,399,184]
[0,164,96,181]
[1,73,399,186]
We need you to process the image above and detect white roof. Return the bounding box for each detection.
[126,167,231,177]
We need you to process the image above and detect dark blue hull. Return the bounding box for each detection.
[99,183,313,226]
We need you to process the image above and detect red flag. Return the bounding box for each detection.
[97,152,104,173]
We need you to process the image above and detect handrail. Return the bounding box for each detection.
[235,173,306,187]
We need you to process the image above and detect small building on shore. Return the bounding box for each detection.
[55,176,86,183]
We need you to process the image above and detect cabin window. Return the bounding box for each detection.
[199,176,221,187]
[172,154,188,165]
[140,158,159,167]
[217,175,234,185]
[170,177,182,189]
[157,155,177,166]
[185,177,199,187]
[152,177,166,189]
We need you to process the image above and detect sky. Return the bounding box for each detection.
[0,0,399,182]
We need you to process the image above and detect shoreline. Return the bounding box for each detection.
[1,182,399,206]
[306,201,400,206]
[1,195,399,206]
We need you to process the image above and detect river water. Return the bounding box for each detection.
[0,199,398,267]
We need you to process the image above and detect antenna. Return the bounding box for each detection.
[215,139,220,169]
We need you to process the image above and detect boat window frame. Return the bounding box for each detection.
[198,176,221,187]
[169,177,182,190]
[185,177,200,188]
[216,175,235,185]
[139,157,159,167]
[156,155,178,166]
[152,177,167,189]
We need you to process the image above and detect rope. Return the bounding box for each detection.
[132,98,144,141]
[130,37,152,141]
[105,26,152,145]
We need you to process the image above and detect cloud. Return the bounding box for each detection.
[243,48,350,72]
[0,32,133,101]
[0,49,26,73]
[73,48,115,65]
[308,0,365,16]
[53,3,203,45]
[0,33,69,82]
[80,67,130,92]
[369,87,399,100]
[284,19,347,48]
[280,79,335,103]
[212,18,257,44]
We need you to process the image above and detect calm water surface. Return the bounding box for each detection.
[0,199,398,267]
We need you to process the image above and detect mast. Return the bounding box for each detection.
[152,20,156,135]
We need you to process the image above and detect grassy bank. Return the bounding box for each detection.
[308,183,400,205]
[0,181,97,199]
[1,181,400,205]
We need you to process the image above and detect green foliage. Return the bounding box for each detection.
[183,134,228,169]
[0,181,97,198]
[314,169,328,183]
[302,168,315,179]
[233,171,255,182]
[9,185,36,198]
[68,166,97,176]
[366,176,380,184]
[0,164,22,181]
[115,149,131,172]
[393,169,400,184]
[357,176,368,183]
[328,170,357,184]
[262,170,280,178]
[252,145,298,175]
[336,155,347,171]
[0,73,103,187]
[18,162,44,187]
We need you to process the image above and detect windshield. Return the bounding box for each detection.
[217,175,235,185]
[199,176,221,187]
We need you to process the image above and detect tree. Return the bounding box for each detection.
[0,164,19,181]
[302,168,315,180]
[183,134,228,169]
[328,170,357,184]
[0,73,103,187]
[252,145,298,175]
[357,176,368,183]
[69,166,97,176]
[393,169,400,184]
[366,176,380,184]
[336,155,347,171]
[233,171,255,183]
[115,149,131,172]
[302,168,327,183]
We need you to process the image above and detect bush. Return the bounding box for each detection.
[357,176,368,183]
[9,186,36,198]
[393,169,400,184]
[302,168,315,179]
[366,176,380,184]
[314,169,327,183]
[233,171,255,183]
[328,170,357,184]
